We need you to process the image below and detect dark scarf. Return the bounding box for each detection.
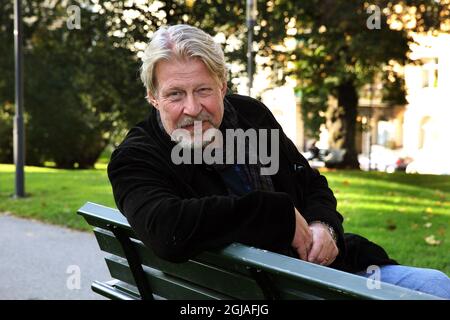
[156,97,275,194]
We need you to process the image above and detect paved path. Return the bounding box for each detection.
[0,213,110,299]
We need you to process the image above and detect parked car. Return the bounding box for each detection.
[302,148,346,169]
[358,145,412,173]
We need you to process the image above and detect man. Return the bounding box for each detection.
[108,24,450,298]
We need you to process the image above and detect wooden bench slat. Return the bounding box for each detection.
[95,225,434,300]
[91,280,139,300]
[105,256,233,300]
[94,228,265,299]
[208,243,440,300]
[78,202,129,228]
[95,227,345,300]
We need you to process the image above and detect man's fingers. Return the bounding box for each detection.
[318,243,339,265]
[307,242,321,263]
[328,245,339,265]
[297,246,308,261]
[306,235,313,251]
[320,254,336,266]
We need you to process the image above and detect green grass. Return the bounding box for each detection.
[325,170,450,276]
[0,164,449,275]
[0,163,115,230]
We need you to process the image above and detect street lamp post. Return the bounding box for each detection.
[368,83,375,172]
[246,0,257,96]
[14,0,25,198]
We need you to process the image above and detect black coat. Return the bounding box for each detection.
[108,94,397,273]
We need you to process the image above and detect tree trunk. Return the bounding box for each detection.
[325,79,360,169]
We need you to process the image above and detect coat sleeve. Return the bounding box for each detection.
[245,95,346,261]
[107,146,296,263]
[281,131,347,263]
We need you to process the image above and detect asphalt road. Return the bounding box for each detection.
[0,213,110,300]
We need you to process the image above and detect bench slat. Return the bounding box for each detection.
[207,243,440,300]
[91,280,139,300]
[93,227,378,300]
[94,228,265,299]
[105,255,232,300]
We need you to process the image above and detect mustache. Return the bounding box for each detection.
[176,112,214,129]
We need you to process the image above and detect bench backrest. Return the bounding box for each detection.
[78,202,440,300]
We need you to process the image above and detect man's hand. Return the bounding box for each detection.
[307,222,339,266]
[291,208,313,261]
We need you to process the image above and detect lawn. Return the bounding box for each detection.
[0,163,115,229]
[0,163,449,275]
[325,170,450,276]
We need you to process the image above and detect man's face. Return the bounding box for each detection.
[149,57,227,145]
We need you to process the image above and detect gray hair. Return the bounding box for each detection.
[140,24,227,97]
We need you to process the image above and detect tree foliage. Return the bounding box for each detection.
[253,0,449,168]
[1,0,448,168]
[0,0,253,167]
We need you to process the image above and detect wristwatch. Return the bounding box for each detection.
[310,221,338,243]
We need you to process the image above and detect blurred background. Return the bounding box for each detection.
[0,1,449,298]
[1,1,450,172]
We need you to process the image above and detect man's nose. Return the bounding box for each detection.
[183,93,202,117]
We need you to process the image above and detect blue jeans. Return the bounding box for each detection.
[357,265,450,299]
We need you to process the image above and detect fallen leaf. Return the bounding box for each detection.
[424,222,432,228]
[437,227,446,236]
[411,223,419,230]
[386,220,397,231]
[434,190,446,200]
[424,235,441,246]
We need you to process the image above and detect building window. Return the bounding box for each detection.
[421,58,439,88]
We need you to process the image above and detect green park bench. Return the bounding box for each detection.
[78,202,440,300]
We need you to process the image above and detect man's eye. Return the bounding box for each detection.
[198,88,212,94]
[167,92,182,100]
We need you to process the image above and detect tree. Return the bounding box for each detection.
[0,0,250,168]
[254,0,449,168]
[255,1,408,167]
[3,1,447,168]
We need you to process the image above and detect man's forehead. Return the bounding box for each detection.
[155,58,221,92]
[158,77,215,92]
[155,57,200,73]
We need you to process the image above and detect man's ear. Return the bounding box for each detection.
[220,81,228,98]
[146,91,159,109]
